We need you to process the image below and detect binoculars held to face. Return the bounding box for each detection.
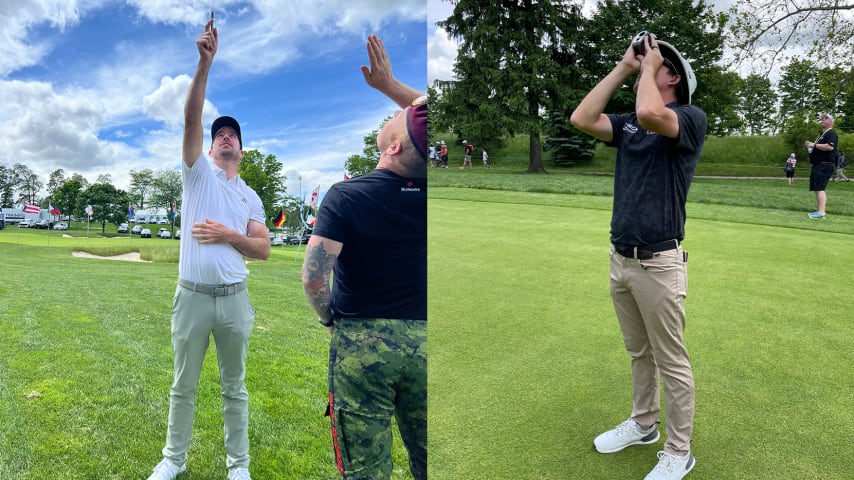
[632,30,650,56]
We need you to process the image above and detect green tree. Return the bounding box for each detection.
[79,182,130,233]
[0,165,19,208]
[128,169,155,210]
[778,60,848,126]
[344,126,382,178]
[700,68,743,136]
[436,0,586,173]
[151,169,182,227]
[275,193,306,234]
[46,169,65,198]
[543,111,596,166]
[52,178,84,221]
[238,150,286,224]
[737,74,777,135]
[727,0,854,72]
[15,163,42,204]
[577,0,728,121]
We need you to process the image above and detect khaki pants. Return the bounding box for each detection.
[609,246,695,454]
[161,284,255,470]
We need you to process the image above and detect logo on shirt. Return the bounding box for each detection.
[623,123,639,135]
[401,180,421,192]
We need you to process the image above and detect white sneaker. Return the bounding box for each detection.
[593,419,660,453]
[228,467,251,480]
[147,459,186,480]
[644,451,696,480]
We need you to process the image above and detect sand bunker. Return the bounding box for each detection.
[71,251,151,263]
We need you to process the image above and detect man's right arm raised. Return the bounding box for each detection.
[183,20,217,167]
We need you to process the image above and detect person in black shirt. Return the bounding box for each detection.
[301,34,426,480]
[805,113,838,218]
[571,32,705,480]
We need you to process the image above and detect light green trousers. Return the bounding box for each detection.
[161,284,255,470]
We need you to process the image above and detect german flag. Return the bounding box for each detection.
[273,209,286,228]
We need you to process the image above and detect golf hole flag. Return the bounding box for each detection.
[310,185,320,208]
[273,209,286,228]
[22,201,40,214]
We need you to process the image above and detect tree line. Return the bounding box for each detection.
[429,0,854,171]
[0,150,297,233]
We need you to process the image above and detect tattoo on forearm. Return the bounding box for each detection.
[302,242,337,319]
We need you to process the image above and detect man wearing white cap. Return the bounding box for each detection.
[804,113,838,218]
[571,32,706,480]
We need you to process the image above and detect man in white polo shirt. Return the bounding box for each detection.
[146,17,270,480]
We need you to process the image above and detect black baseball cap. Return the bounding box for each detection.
[211,116,242,148]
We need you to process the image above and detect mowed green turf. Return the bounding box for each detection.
[0,231,415,480]
[428,189,854,479]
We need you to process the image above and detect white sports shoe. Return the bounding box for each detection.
[228,467,252,480]
[593,419,660,453]
[644,451,696,480]
[147,459,186,480]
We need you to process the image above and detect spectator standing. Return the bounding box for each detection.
[804,113,838,218]
[460,140,474,169]
[482,148,490,169]
[784,153,797,186]
[835,150,849,182]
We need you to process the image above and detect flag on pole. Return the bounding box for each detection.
[85,205,93,217]
[128,203,134,219]
[344,174,350,181]
[310,185,320,207]
[171,201,178,219]
[273,209,286,228]
[22,201,39,214]
[49,204,61,216]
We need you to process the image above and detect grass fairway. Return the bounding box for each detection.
[0,230,414,479]
[428,181,854,479]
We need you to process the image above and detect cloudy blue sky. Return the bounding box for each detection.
[1,0,426,202]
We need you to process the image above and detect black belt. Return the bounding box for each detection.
[178,279,246,296]
[615,239,679,260]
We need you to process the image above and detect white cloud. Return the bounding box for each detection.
[427,26,457,84]
[0,0,102,75]
[0,0,422,198]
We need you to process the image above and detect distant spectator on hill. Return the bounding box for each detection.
[784,153,797,186]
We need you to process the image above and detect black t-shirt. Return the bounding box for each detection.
[606,103,707,247]
[312,169,426,321]
[809,129,838,165]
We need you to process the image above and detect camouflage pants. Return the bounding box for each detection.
[328,319,427,480]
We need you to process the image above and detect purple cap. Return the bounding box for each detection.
[211,116,242,149]
[406,99,428,160]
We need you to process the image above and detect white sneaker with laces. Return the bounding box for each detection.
[593,419,660,453]
[644,451,696,480]
[227,467,251,480]
[147,459,186,480]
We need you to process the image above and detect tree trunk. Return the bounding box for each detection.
[525,130,547,173]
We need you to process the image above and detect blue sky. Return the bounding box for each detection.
[1,0,426,202]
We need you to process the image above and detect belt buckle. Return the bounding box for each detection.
[213,285,228,296]
[636,249,654,260]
